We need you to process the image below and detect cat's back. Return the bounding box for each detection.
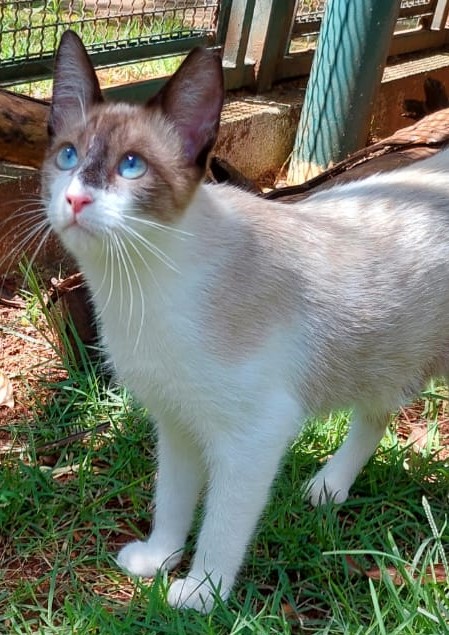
[205,154,449,296]
[198,155,449,369]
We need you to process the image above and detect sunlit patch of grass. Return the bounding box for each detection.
[1,0,183,62]
[1,0,184,97]
[12,55,185,100]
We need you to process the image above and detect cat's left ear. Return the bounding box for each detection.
[49,30,103,137]
[149,47,224,170]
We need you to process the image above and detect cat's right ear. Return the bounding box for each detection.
[48,30,103,137]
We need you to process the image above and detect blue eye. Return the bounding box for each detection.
[56,144,78,170]
[118,153,147,179]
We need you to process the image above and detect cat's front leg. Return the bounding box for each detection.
[167,397,300,613]
[117,422,205,577]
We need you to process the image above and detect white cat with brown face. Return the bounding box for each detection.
[43,30,449,613]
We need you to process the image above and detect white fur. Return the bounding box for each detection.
[45,145,449,612]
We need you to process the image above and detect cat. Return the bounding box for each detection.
[42,30,449,613]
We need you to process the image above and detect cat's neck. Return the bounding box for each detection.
[79,182,244,300]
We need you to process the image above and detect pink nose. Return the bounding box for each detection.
[66,192,92,214]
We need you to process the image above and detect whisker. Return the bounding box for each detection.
[123,225,180,275]
[0,203,45,224]
[114,235,128,321]
[0,194,44,207]
[94,236,116,322]
[114,234,135,334]
[6,214,49,246]
[93,236,110,301]
[0,205,46,227]
[22,226,54,281]
[0,218,50,276]
[9,200,46,210]
[117,234,146,346]
[0,211,46,245]
[122,213,194,238]
[121,227,168,307]
[0,202,44,217]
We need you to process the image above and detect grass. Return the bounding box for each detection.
[1,0,186,61]
[0,0,188,97]
[1,275,448,633]
[10,55,185,101]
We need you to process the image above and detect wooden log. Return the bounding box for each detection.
[0,90,49,168]
[0,172,73,275]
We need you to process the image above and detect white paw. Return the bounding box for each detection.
[167,575,229,614]
[305,472,349,507]
[117,539,182,578]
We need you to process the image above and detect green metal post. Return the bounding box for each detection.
[287,0,401,184]
[220,0,255,67]
[246,0,297,91]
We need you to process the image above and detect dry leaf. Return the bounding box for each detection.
[345,556,448,585]
[344,555,367,575]
[282,602,303,624]
[0,371,14,409]
[366,563,448,585]
[406,422,429,453]
[365,565,407,585]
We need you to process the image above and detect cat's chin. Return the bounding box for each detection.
[59,221,99,249]
[64,217,95,234]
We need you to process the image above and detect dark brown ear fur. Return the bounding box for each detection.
[49,30,103,137]
[149,47,224,170]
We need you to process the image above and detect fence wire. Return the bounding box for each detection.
[290,0,441,53]
[0,1,447,90]
[0,0,219,67]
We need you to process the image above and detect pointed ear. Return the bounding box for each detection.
[49,30,103,137]
[149,47,224,170]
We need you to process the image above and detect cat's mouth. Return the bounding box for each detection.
[59,213,97,239]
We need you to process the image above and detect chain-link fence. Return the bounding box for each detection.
[0,1,448,91]
[290,0,446,53]
[0,0,220,84]
[396,0,434,30]
[290,0,325,53]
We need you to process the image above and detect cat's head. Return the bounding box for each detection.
[42,30,224,255]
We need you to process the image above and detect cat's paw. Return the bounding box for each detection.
[117,539,182,578]
[305,472,349,507]
[167,575,229,614]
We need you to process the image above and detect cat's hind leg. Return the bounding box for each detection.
[117,422,205,577]
[306,408,389,506]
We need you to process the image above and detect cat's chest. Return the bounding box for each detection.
[97,272,215,402]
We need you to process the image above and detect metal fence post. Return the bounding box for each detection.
[220,0,257,89]
[246,0,297,91]
[287,0,401,185]
[431,0,449,30]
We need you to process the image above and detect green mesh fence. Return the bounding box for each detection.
[290,0,440,53]
[0,0,219,84]
[0,1,447,90]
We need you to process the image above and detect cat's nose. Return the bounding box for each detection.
[66,192,93,214]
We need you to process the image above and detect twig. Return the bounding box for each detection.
[0,296,26,308]
[0,422,111,457]
[35,422,111,454]
[0,324,50,347]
